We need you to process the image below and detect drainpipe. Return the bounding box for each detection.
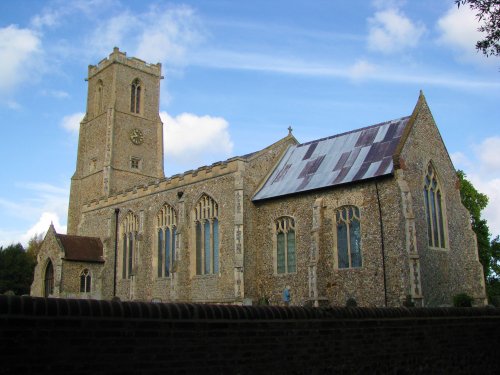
[113,208,119,297]
[375,181,388,307]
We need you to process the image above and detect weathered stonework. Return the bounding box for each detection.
[31,51,486,307]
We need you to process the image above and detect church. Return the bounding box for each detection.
[31,48,486,307]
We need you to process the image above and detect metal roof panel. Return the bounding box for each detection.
[253,116,410,201]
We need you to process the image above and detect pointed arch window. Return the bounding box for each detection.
[194,194,219,275]
[44,260,54,297]
[156,203,177,278]
[274,216,296,274]
[95,79,104,114]
[121,211,139,279]
[130,79,141,114]
[335,206,362,269]
[423,163,447,249]
[80,269,91,293]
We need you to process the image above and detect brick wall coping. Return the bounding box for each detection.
[2,296,498,320]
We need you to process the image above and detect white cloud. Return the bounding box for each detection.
[86,12,138,56]
[136,5,202,64]
[160,111,233,174]
[474,137,500,171]
[22,212,66,244]
[86,4,202,66]
[61,112,84,133]
[436,6,488,64]
[453,137,500,237]
[0,25,42,93]
[367,8,425,53]
[0,182,69,247]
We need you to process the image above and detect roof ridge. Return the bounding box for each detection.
[298,115,411,148]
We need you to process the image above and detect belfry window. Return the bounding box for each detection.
[80,269,91,293]
[44,260,54,297]
[121,211,139,279]
[335,206,362,269]
[275,216,296,274]
[95,79,104,114]
[130,78,141,114]
[194,194,219,275]
[423,163,447,249]
[156,204,177,278]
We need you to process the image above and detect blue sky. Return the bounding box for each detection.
[0,0,499,247]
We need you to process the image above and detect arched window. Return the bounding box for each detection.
[335,206,362,269]
[44,260,54,297]
[121,211,139,279]
[423,163,447,248]
[194,194,219,275]
[275,216,296,274]
[156,203,177,278]
[95,79,104,114]
[130,79,141,114]
[80,269,91,293]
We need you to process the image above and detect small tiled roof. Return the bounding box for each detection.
[56,234,104,263]
[253,116,410,201]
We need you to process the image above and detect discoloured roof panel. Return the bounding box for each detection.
[56,234,105,263]
[253,116,410,201]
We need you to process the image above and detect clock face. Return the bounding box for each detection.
[130,128,144,145]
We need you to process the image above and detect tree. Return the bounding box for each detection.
[26,232,44,264]
[0,243,36,295]
[457,170,500,303]
[457,170,492,276]
[456,0,500,57]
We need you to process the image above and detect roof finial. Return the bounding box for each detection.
[288,125,293,135]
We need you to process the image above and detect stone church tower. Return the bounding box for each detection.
[68,48,165,234]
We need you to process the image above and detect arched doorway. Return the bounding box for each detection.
[44,260,54,297]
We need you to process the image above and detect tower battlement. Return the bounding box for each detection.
[88,47,162,79]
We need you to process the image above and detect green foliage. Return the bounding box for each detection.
[0,243,36,295]
[457,170,492,277]
[257,296,270,305]
[26,232,43,264]
[453,293,473,307]
[456,0,500,58]
[490,236,500,278]
[457,170,488,222]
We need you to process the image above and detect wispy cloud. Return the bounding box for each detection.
[190,49,500,90]
[85,4,203,67]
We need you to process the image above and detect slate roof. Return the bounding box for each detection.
[253,116,410,201]
[56,233,105,263]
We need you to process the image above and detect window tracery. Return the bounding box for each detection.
[423,163,447,249]
[335,206,362,269]
[80,269,91,293]
[130,78,141,114]
[275,216,296,274]
[156,203,177,278]
[194,194,219,275]
[121,211,139,279]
